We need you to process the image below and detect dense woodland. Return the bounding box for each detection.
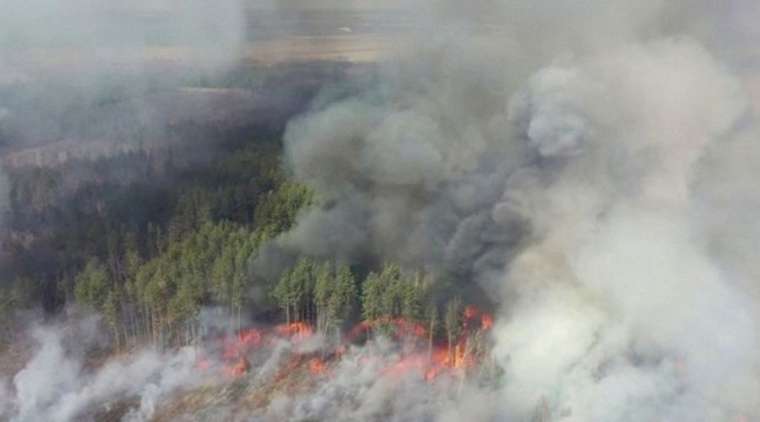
[0,66,483,353]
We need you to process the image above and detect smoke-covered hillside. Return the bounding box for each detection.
[3,1,760,421]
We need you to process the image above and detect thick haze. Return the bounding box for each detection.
[0,0,245,146]
[4,0,760,420]
[266,0,760,420]
[0,0,244,231]
[0,0,244,62]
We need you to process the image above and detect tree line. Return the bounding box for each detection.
[71,179,313,350]
[1,137,480,354]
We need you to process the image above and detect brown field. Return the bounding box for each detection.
[2,33,396,73]
[242,34,396,64]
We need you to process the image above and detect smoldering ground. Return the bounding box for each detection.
[0,310,493,422]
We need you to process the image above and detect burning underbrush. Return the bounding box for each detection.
[206,306,494,382]
[0,306,499,421]
[150,306,499,420]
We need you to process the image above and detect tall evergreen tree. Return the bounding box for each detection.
[74,258,110,310]
[445,297,463,361]
[313,262,334,334]
[361,271,384,322]
[329,264,357,330]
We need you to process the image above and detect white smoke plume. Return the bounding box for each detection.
[260,339,487,422]
[258,0,760,420]
[0,319,205,422]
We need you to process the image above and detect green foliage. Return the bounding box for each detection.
[254,182,314,237]
[361,271,384,322]
[132,221,266,343]
[273,266,293,323]
[74,259,110,310]
[4,139,284,313]
[4,129,485,351]
[313,262,357,334]
[400,272,425,321]
[28,138,317,348]
[445,296,463,348]
[330,264,357,324]
[313,262,334,333]
[361,263,429,323]
[273,257,317,324]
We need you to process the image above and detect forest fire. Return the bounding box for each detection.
[225,356,252,377]
[223,328,263,361]
[347,317,428,341]
[274,322,314,341]
[207,306,494,383]
[4,2,758,420]
[308,357,328,375]
[214,323,318,377]
[481,313,494,330]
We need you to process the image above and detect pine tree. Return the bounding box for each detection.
[74,258,110,310]
[426,301,438,359]
[400,272,424,321]
[273,268,294,324]
[361,272,384,322]
[313,262,333,334]
[289,257,315,323]
[123,234,142,280]
[329,264,356,329]
[231,246,250,331]
[103,287,123,350]
[379,263,403,317]
[445,297,463,362]
[211,249,235,310]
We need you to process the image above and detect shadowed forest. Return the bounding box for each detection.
[0,61,487,357]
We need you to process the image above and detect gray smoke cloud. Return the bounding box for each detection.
[0,0,248,236]
[259,338,497,422]
[0,318,205,422]
[492,38,758,420]
[0,0,245,65]
[259,0,760,420]
[0,0,246,150]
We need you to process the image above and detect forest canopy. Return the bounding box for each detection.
[0,122,483,353]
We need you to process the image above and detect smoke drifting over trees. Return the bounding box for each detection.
[4,0,760,421]
[263,0,760,420]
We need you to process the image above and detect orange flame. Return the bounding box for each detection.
[239,328,263,346]
[347,317,427,342]
[464,305,480,320]
[196,357,211,371]
[308,357,328,375]
[222,328,264,360]
[275,322,314,341]
[203,305,493,383]
[224,356,250,378]
[481,313,494,330]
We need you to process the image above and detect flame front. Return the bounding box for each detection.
[200,306,494,383]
